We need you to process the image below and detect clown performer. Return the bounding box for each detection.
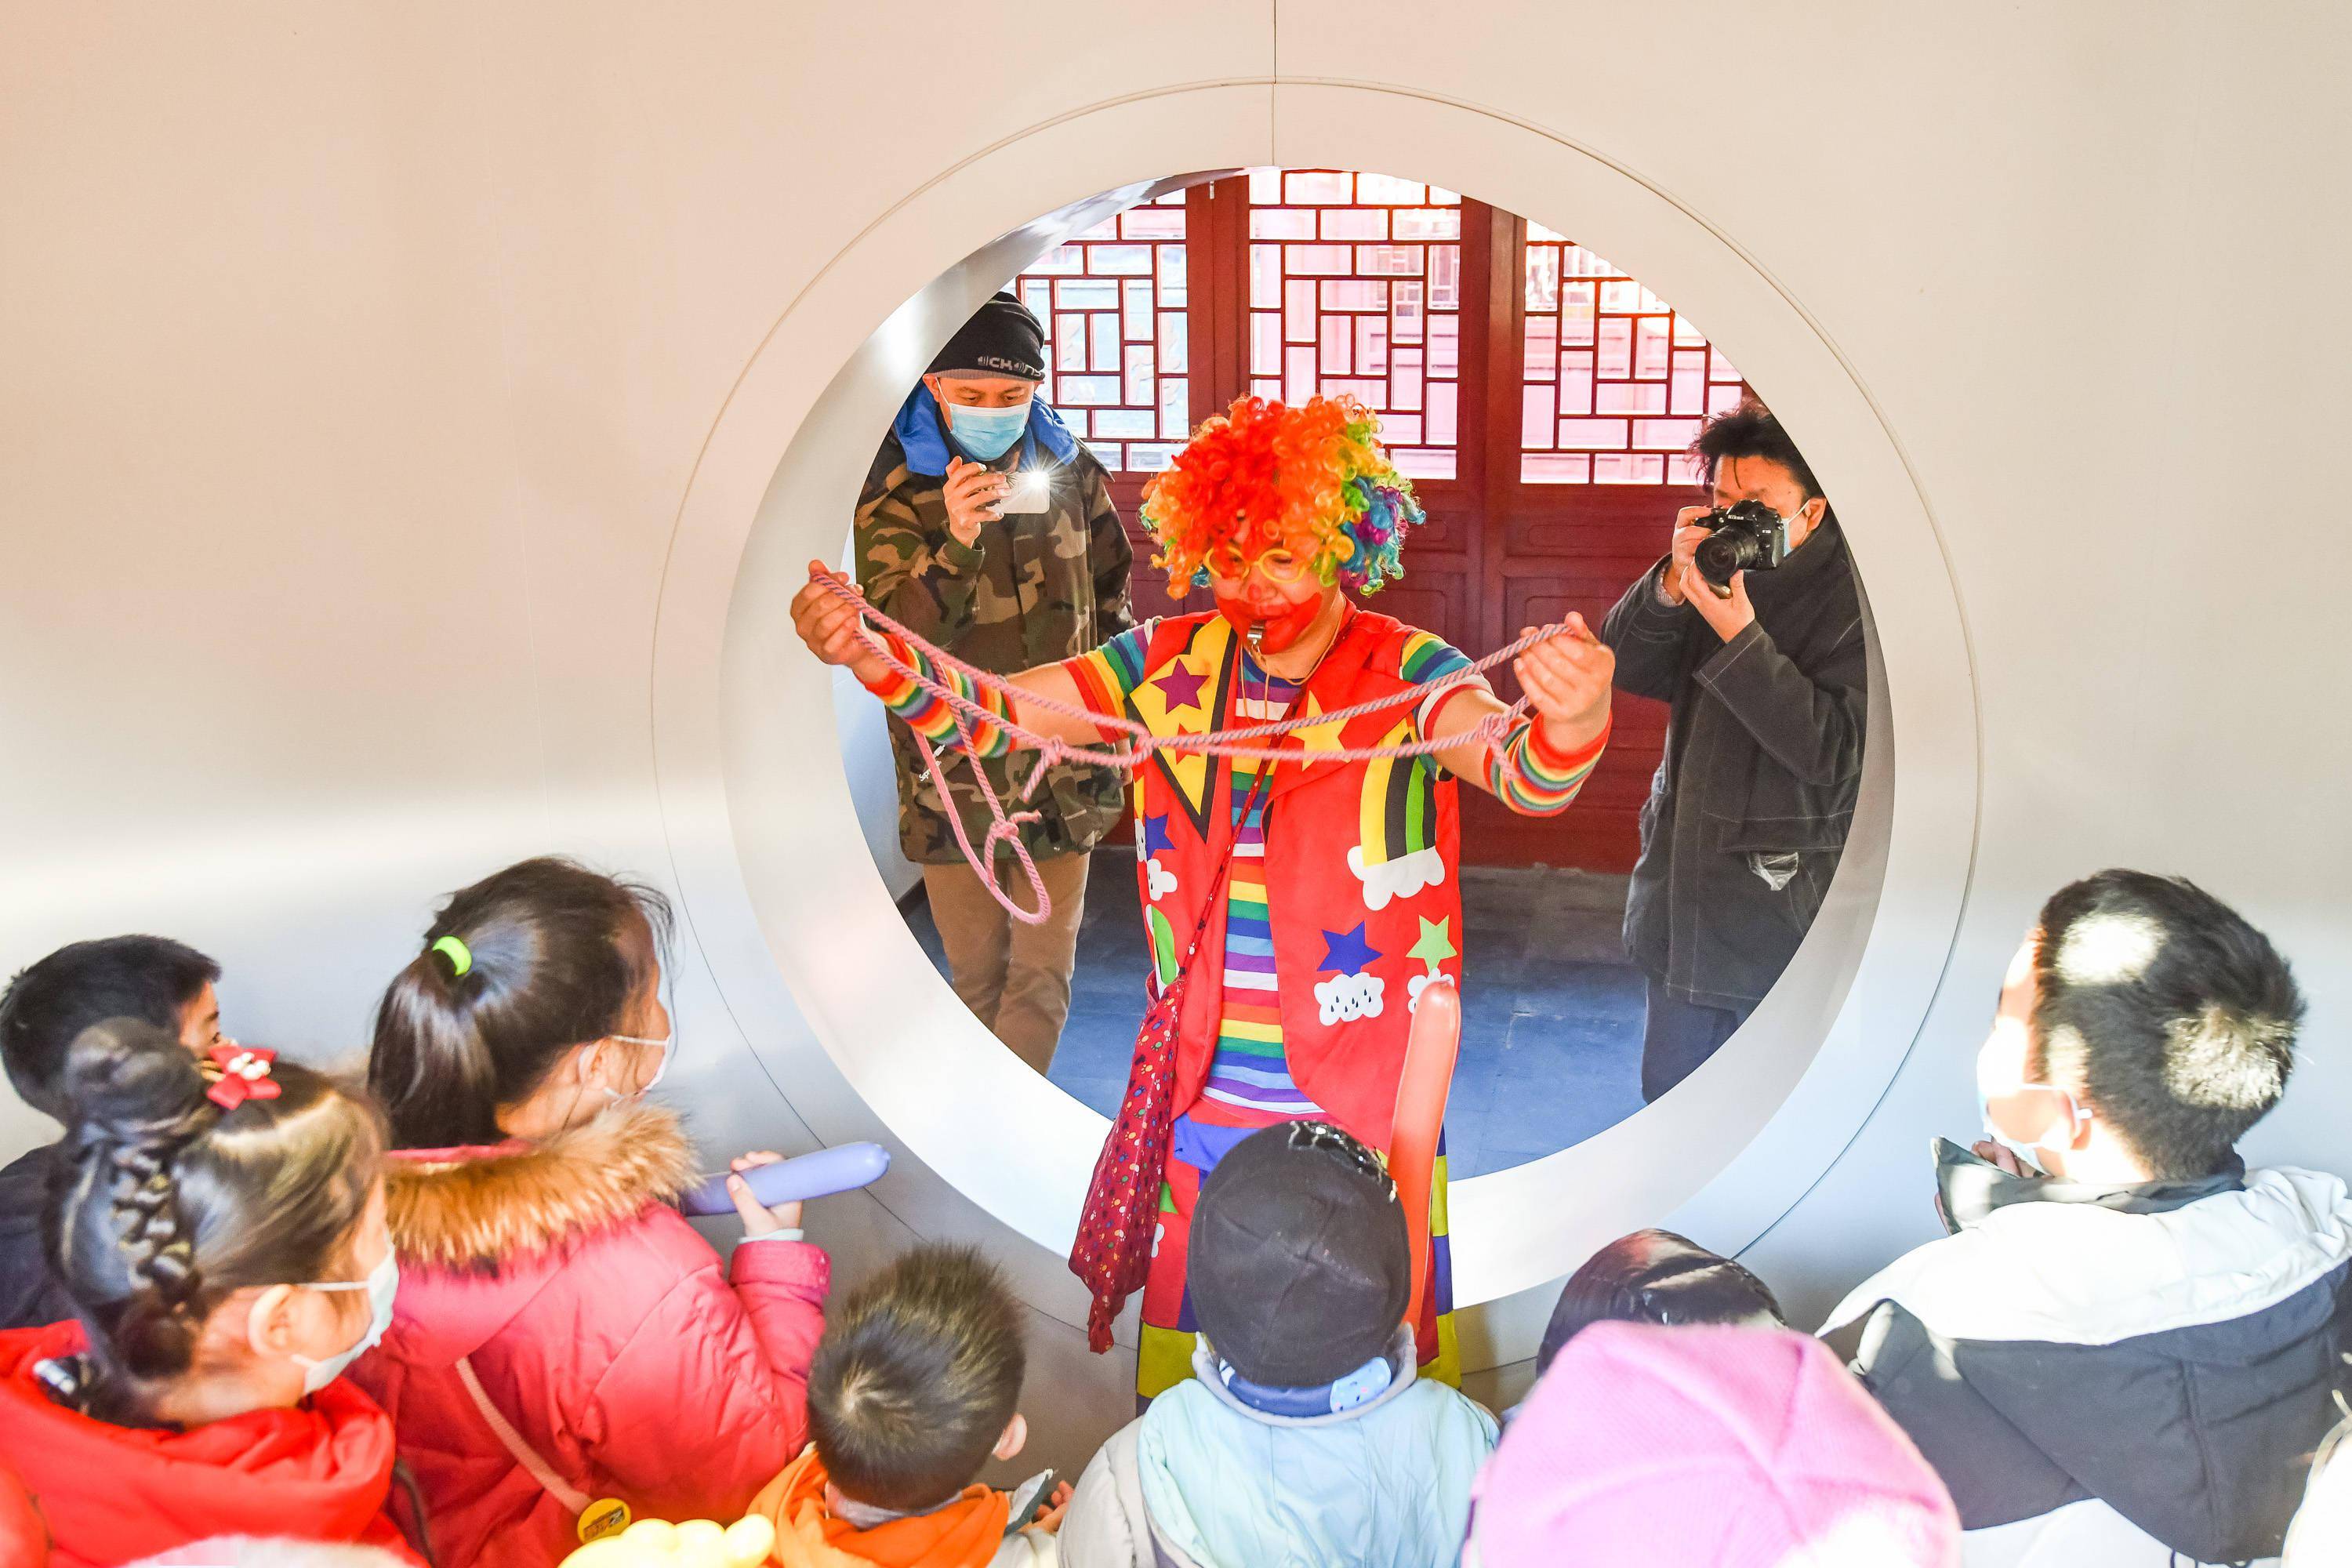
[793,394,1614,1400]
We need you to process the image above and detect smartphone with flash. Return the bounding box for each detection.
[1000,467,1052,514]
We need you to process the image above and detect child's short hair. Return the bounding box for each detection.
[2032,869,2301,1178]
[0,936,219,1120]
[807,1244,1025,1511]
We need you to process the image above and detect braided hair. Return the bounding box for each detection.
[42,1018,383,1423]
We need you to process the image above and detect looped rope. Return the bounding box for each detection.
[913,705,1052,924]
[819,569,1575,924]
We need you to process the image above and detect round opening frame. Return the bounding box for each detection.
[651,82,1976,1364]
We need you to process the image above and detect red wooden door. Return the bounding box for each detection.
[1472,220,1751,870]
[1007,176,1752,872]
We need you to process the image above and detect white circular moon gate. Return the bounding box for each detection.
[649,81,1977,1367]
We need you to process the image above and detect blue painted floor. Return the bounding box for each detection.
[901,851,1648,1177]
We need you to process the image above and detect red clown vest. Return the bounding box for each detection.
[1119,608,1466,1148]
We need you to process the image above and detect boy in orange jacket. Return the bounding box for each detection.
[751,1246,1065,1567]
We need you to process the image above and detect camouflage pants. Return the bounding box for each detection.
[921,852,1090,1074]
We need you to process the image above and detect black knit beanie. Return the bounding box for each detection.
[927,292,1047,383]
[1188,1121,1412,1388]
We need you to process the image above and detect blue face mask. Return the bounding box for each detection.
[942,400,1029,462]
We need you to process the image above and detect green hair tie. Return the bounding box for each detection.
[430,935,474,977]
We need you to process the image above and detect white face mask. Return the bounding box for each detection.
[285,1250,399,1395]
[1976,1075,2094,1176]
[1976,1085,2050,1174]
[610,1031,675,1094]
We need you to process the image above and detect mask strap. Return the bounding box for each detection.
[2016,1081,2095,1146]
[589,1033,674,1101]
[252,1275,372,1370]
[561,1043,606,1126]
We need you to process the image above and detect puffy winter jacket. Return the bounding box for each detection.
[1599,519,1866,1011]
[0,1141,75,1333]
[0,1321,423,1568]
[1058,1328,1496,1568]
[0,1461,42,1568]
[1825,1163,2352,1566]
[2286,1410,2352,1566]
[750,1445,1057,1568]
[352,1104,829,1568]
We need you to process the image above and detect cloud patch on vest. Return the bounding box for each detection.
[1145,855,1178,901]
[1348,844,1445,912]
[1316,972,1386,1025]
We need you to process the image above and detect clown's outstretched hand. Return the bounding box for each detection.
[1515,614,1614,754]
[792,562,892,686]
[790,561,1112,753]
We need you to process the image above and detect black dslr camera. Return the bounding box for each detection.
[1693,499,1793,593]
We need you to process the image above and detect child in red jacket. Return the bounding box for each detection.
[357,857,830,1568]
[0,1020,419,1567]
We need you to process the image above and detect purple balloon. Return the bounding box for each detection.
[680,1142,891,1217]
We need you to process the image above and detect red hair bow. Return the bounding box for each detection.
[205,1045,281,1110]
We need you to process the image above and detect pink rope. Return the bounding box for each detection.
[818,570,1574,924]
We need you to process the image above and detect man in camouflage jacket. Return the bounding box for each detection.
[857,292,1134,1073]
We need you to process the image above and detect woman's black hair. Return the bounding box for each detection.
[367,856,674,1149]
[1537,1229,1785,1374]
[44,1018,383,1423]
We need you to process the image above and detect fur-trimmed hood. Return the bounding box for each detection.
[354,1105,833,1565]
[384,1102,695,1272]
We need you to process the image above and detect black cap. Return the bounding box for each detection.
[1536,1229,1785,1374]
[927,292,1047,383]
[1189,1121,1411,1388]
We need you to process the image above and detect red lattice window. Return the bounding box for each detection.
[1246,169,1465,481]
[1520,222,1748,485]
[1011,193,1190,473]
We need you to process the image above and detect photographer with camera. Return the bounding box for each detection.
[856,291,1134,1075]
[1601,401,1865,1100]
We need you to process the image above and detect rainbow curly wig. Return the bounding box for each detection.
[1138,394,1423,596]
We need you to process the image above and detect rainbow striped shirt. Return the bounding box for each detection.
[1197,658,1314,1122]
[1192,635,1478,1127]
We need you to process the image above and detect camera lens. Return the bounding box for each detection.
[1695,529,1759,586]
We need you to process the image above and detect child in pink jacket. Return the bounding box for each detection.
[355,857,829,1568]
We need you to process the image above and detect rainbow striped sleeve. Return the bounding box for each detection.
[862,631,1014,757]
[1489,715,1610,816]
[1062,622,1156,717]
[1399,629,1473,684]
[1401,630,1486,739]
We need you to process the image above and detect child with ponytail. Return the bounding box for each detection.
[0,1019,418,1566]
[356,857,829,1568]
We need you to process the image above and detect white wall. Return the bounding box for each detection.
[837,667,920,902]
[4,1,2347,1474]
